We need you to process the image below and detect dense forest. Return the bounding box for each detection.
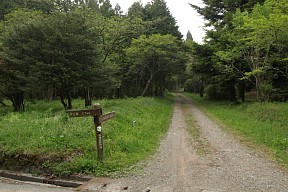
[0,0,287,112]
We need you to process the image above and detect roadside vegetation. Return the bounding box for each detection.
[185,93,288,168]
[0,96,173,176]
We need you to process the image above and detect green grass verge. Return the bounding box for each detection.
[184,92,288,168]
[0,96,174,176]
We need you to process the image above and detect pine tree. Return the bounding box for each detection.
[128,0,182,39]
[186,30,194,42]
[128,2,145,19]
[144,0,182,39]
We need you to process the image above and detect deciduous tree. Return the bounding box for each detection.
[230,0,288,101]
[125,34,187,96]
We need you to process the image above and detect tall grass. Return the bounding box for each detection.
[184,93,288,167]
[0,96,174,176]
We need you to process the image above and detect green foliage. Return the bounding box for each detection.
[186,30,194,42]
[98,0,116,17]
[128,0,182,39]
[185,93,288,167]
[0,0,187,109]
[231,0,288,101]
[188,0,288,103]
[0,2,146,108]
[0,0,54,20]
[144,0,182,39]
[125,34,187,96]
[87,14,146,98]
[0,96,173,176]
[128,2,145,19]
[0,9,46,111]
[0,8,102,110]
[0,0,185,108]
[190,0,265,28]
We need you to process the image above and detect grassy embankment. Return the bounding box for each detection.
[184,93,288,168]
[0,96,174,176]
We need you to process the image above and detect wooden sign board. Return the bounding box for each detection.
[67,109,100,117]
[100,112,115,122]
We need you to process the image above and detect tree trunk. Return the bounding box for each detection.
[255,74,264,102]
[238,80,246,102]
[141,72,154,97]
[116,87,121,99]
[193,81,197,93]
[47,87,54,100]
[229,85,237,102]
[84,87,92,106]
[199,79,204,98]
[12,92,25,112]
[227,79,237,102]
[67,91,72,110]
[60,90,68,110]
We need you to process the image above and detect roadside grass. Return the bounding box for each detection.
[0,96,174,176]
[184,93,288,168]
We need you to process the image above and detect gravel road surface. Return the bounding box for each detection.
[1,94,288,192]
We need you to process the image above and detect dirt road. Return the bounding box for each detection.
[80,94,288,192]
[1,94,288,191]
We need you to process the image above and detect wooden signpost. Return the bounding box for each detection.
[67,104,115,161]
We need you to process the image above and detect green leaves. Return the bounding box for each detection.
[192,0,288,102]
[0,8,102,109]
[126,34,184,73]
[231,0,288,100]
[125,34,187,96]
[128,0,182,39]
[0,0,189,106]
